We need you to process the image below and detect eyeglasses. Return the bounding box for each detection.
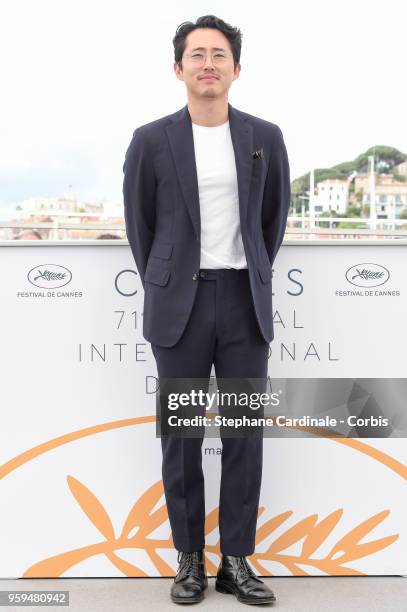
[183,51,233,67]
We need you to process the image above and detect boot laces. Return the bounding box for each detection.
[238,556,257,582]
[177,551,201,576]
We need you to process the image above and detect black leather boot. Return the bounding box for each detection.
[170,549,208,604]
[216,554,276,604]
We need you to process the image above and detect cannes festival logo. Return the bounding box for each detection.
[1,413,404,578]
[27,264,72,289]
[345,263,390,288]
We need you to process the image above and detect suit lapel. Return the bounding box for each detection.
[165,102,254,241]
[165,105,200,241]
[228,103,254,234]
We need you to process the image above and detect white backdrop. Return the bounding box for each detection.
[0,242,406,578]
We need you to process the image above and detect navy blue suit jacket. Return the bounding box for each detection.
[123,102,291,347]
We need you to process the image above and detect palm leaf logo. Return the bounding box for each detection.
[33,270,67,281]
[23,477,399,578]
[351,268,384,281]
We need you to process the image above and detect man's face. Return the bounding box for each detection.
[174,28,240,100]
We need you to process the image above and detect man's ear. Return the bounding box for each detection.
[233,63,241,81]
[173,61,184,82]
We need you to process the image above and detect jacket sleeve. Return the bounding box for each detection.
[122,128,157,289]
[261,126,291,268]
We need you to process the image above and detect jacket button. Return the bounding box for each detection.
[192,273,198,281]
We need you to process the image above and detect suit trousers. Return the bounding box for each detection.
[150,268,270,556]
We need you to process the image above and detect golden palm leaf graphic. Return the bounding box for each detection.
[22,477,399,578]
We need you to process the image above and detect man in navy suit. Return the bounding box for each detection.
[123,14,290,605]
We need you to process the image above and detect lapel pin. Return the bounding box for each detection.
[252,148,263,159]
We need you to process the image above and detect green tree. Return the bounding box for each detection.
[347,205,362,218]
[338,221,369,229]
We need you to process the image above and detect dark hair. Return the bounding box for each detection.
[173,15,242,70]
[96,233,121,239]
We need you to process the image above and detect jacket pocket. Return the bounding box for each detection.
[144,265,170,287]
[150,242,173,260]
[257,264,272,284]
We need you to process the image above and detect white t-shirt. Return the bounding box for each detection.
[191,120,248,269]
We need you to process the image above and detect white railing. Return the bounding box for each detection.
[0,211,406,240]
[288,215,407,230]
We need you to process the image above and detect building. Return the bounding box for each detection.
[394,160,407,177]
[6,196,125,240]
[19,195,103,214]
[354,173,407,219]
[314,179,349,214]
